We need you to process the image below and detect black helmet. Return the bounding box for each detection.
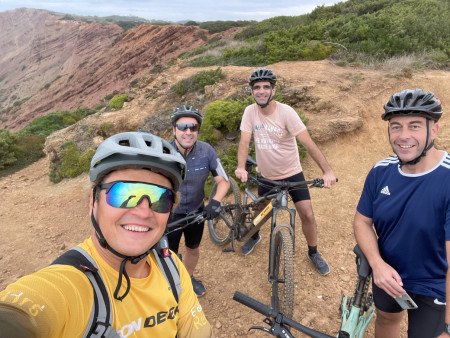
[382,89,442,121]
[90,131,186,191]
[170,104,203,126]
[249,68,277,86]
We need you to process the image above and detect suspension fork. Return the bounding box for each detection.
[267,191,296,281]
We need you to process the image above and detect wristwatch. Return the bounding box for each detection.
[446,323,450,334]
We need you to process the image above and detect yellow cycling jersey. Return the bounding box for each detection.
[0,238,214,338]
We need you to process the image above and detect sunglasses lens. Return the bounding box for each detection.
[105,181,174,213]
[176,123,198,132]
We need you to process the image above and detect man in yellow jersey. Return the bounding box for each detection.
[0,131,215,338]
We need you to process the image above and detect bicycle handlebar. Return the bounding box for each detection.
[256,176,326,188]
[165,212,206,235]
[233,291,333,338]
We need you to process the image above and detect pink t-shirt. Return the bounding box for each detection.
[240,102,306,180]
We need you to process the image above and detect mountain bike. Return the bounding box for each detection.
[233,244,375,338]
[208,156,326,318]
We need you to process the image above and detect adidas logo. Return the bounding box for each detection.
[380,186,390,195]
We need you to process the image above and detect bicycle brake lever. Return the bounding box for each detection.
[249,325,272,334]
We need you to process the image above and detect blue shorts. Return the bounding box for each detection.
[372,282,445,338]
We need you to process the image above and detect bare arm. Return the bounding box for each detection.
[211,175,230,202]
[295,129,336,187]
[0,303,38,338]
[234,131,252,183]
[353,211,404,297]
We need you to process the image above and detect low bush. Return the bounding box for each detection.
[109,94,129,109]
[171,68,225,96]
[49,142,95,183]
[0,129,18,169]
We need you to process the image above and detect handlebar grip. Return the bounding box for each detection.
[233,291,272,317]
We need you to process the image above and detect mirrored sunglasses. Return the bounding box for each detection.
[97,181,174,213]
[176,122,199,132]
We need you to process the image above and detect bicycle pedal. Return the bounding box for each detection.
[222,247,235,253]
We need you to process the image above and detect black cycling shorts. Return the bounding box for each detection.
[372,282,445,338]
[167,207,205,252]
[258,172,311,203]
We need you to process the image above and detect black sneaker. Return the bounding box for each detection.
[308,252,330,276]
[241,234,262,255]
[191,276,206,297]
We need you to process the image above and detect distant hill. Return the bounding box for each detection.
[0,8,217,130]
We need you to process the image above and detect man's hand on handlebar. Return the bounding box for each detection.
[235,168,248,183]
[322,171,337,188]
[205,199,221,220]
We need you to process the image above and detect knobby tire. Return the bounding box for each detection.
[207,177,241,246]
[271,225,295,318]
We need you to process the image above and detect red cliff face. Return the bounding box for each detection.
[0,8,210,130]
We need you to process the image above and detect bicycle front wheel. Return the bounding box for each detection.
[207,177,241,246]
[270,225,295,318]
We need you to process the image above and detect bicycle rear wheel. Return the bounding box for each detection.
[207,177,241,246]
[270,225,294,318]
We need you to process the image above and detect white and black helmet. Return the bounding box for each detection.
[90,131,186,190]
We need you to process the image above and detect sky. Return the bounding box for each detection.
[0,0,343,22]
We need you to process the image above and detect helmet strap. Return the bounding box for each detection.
[90,193,154,300]
[256,90,274,109]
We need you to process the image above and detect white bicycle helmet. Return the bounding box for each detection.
[90,131,185,190]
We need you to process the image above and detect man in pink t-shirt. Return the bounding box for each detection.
[235,68,337,276]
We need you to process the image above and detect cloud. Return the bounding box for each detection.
[0,0,341,21]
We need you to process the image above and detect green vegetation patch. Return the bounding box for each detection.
[49,142,95,183]
[19,108,96,137]
[171,68,225,96]
[109,94,129,110]
[187,0,449,67]
[0,107,96,177]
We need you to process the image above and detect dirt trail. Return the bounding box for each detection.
[0,62,449,337]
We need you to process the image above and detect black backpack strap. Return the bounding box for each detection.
[52,247,120,338]
[153,249,181,303]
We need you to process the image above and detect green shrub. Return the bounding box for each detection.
[14,134,46,166]
[186,0,449,67]
[198,20,254,33]
[171,68,225,96]
[109,94,129,109]
[0,129,18,169]
[200,98,252,145]
[98,122,115,137]
[49,142,95,183]
[19,108,96,137]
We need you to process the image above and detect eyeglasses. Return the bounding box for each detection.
[97,181,174,213]
[175,123,199,132]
